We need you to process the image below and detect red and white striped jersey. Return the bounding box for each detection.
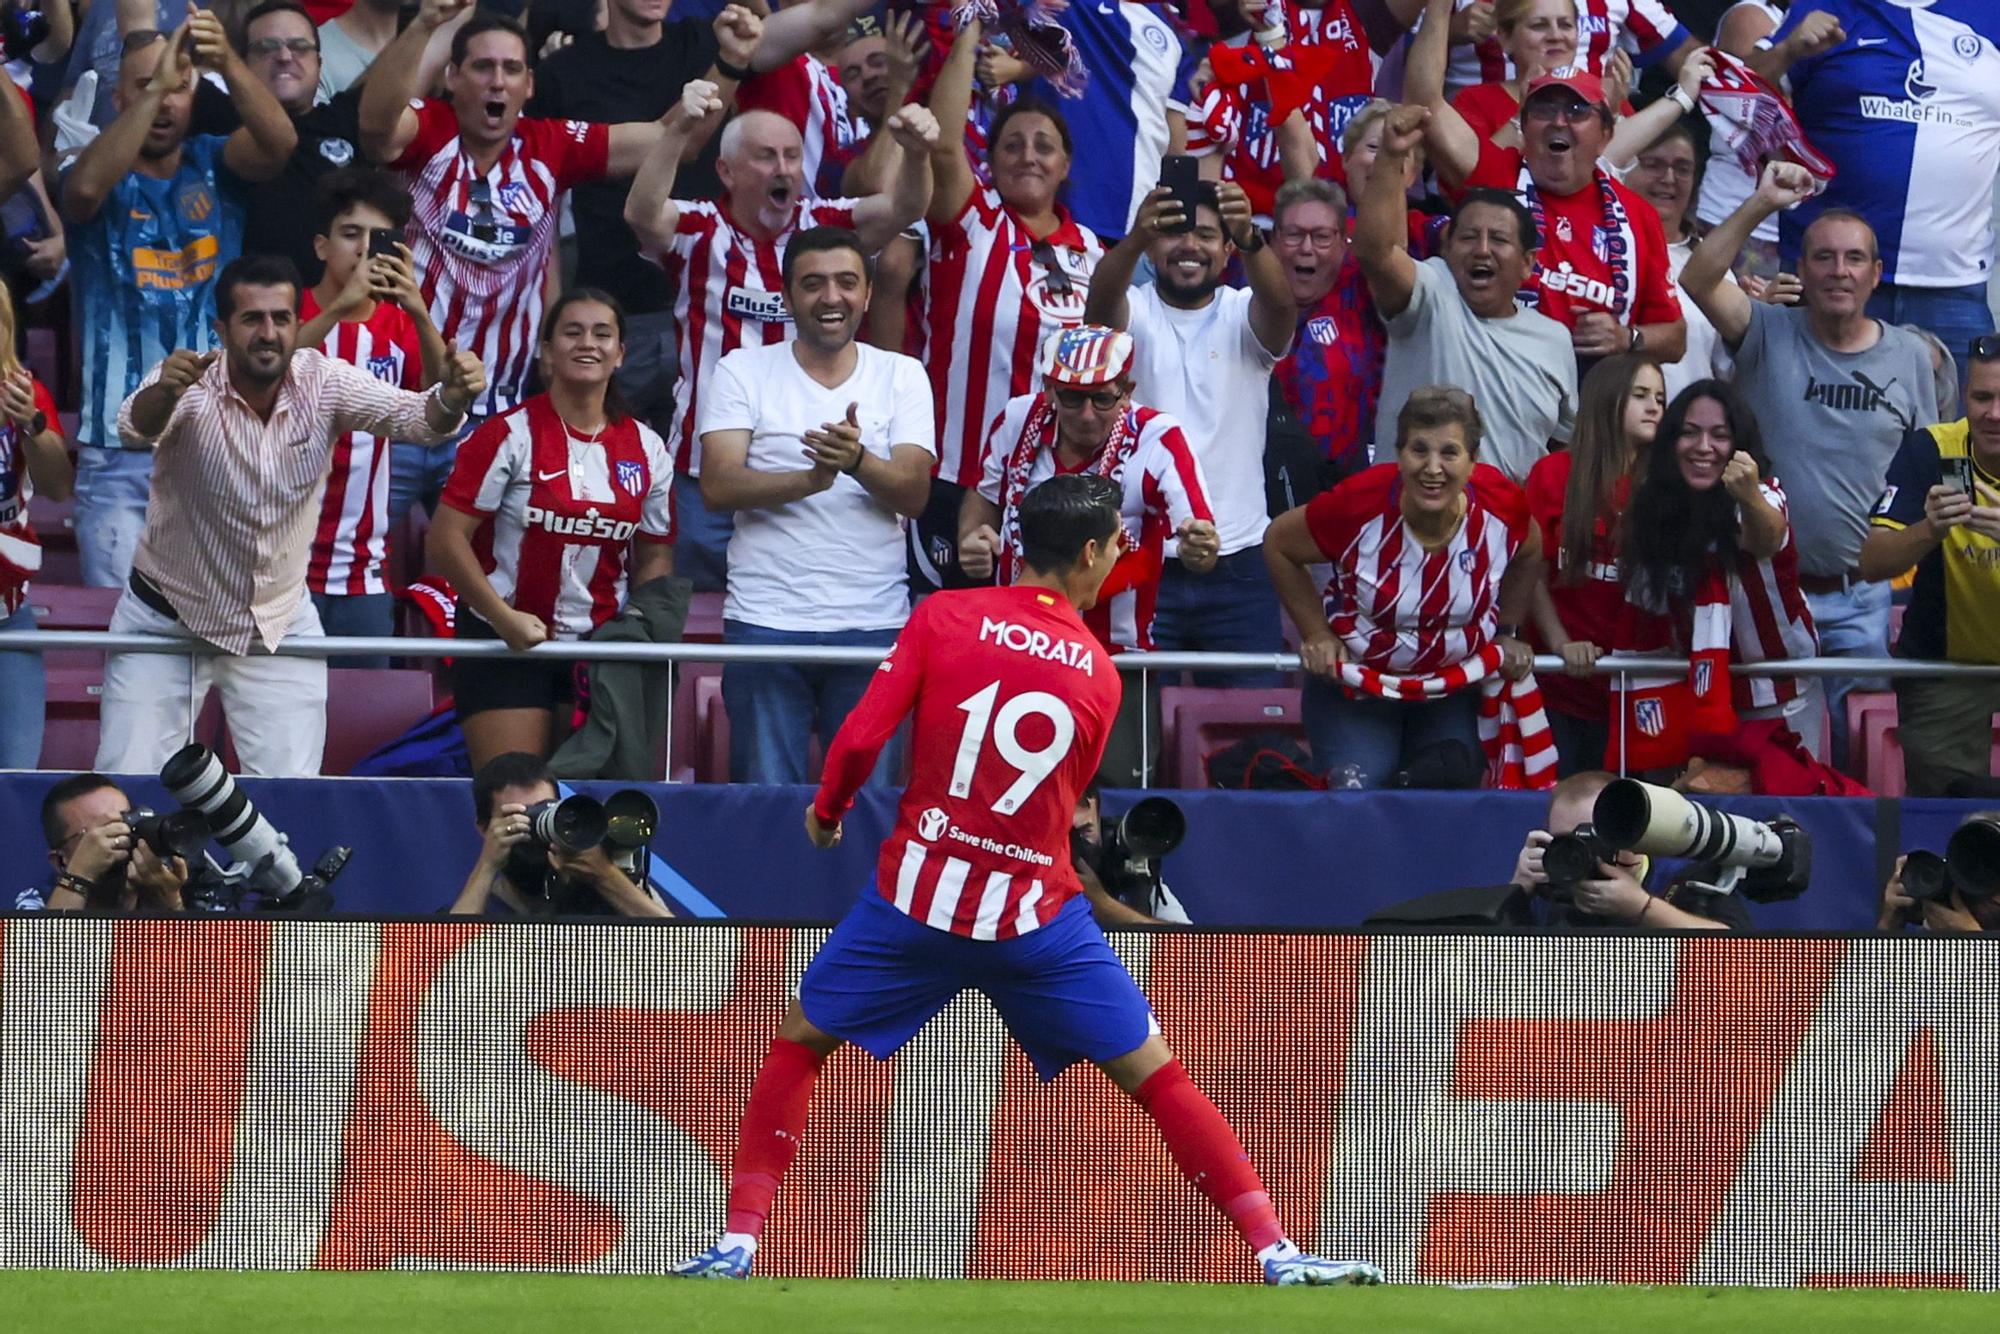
[301,289,426,597]
[0,374,59,615]
[1448,0,1687,90]
[649,196,860,475]
[1305,461,1531,675]
[1729,480,1818,711]
[736,54,861,199]
[438,395,676,638]
[925,185,1103,488]
[391,101,609,418]
[814,584,1122,940]
[976,396,1214,651]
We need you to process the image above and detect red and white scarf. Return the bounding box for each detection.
[1699,48,1838,184]
[1517,161,1639,324]
[1336,642,1559,790]
[1609,564,1737,772]
[995,396,1139,583]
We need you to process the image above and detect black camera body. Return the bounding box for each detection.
[1902,816,2000,905]
[122,807,209,862]
[1541,822,1619,901]
[504,789,661,912]
[1076,795,1186,914]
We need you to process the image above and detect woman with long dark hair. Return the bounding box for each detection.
[428,288,676,771]
[1617,380,1822,764]
[1525,353,1663,772]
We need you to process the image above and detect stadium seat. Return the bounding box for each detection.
[684,590,724,643]
[1844,690,1897,782]
[26,492,76,550]
[25,584,122,672]
[666,662,721,783]
[1160,686,1306,789]
[385,504,431,598]
[318,669,436,776]
[693,669,730,783]
[38,668,106,771]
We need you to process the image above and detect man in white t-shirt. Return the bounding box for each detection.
[697,226,935,783]
[1085,178,1296,683]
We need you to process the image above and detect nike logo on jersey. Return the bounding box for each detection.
[1856,37,1888,47]
[979,616,1096,675]
[537,469,568,482]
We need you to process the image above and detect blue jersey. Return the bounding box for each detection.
[1028,2,1195,240]
[1772,0,2000,287]
[65,135,244,448]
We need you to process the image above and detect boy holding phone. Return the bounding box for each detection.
[297,167,451,663]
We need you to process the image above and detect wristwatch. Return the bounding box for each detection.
[1236,226,1266,254]
[1666,84,1698,115]
[28,410,47,436]
[1628,326,1645,353]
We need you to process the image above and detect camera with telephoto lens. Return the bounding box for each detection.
[1,5,48,61]
[1540,822,1622,902]
[160,744,348,914]
[1590,778,1811,902]
[505,789,660,909]
[122,807,210,863]
[1076,796,1186,911]
[1900,815,2000,906]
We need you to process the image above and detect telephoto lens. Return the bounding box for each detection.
[525,795,609,854]
[1114,796,1186,861]
[161,743,305,896]
[602,790,659,852]
[1899,850,1953,904]
[1946,816,2000,902]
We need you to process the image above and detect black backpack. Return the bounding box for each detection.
[1204,732,1327,791]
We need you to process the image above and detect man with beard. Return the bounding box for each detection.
[695,226,934,784]
[1355,104,1575,484]
[625,81,938,590]
[94,254,484,777]
[1411,0,1684,372]
[57,17,296,590]
[1085,178,1295,683]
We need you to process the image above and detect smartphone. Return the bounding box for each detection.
[1158,154,1200,235]
[1944,456,1974,495]
[366,227,404,260]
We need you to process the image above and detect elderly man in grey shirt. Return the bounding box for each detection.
[1682,160,1938,766]
[1354,105,1575,483]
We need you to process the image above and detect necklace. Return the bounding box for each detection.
[559,414,606,446]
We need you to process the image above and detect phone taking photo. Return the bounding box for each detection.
[1944,456,1975,496]
[1158,154,1200,236]
[367,228,404,260]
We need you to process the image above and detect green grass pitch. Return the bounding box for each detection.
[3,1272,1994,1334]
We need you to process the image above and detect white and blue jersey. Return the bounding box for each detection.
[63,135,243,448]
[1028,2,1196,240]
[1772,0,2000,288]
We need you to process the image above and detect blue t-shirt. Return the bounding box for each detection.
[63,135,245,448]
[1025,3,1196,240]
[1772,0,2000,287]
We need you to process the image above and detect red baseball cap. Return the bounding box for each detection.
[1522,68,1612,113]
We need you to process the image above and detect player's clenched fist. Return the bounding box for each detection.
[158,349,218,398]
[804,804,842,849]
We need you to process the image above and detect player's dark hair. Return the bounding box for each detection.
[473,752,554,828]
[451,13,533,69]
[1620,379,1770,614]
[1450,187,1540,250]
[539,287,633,422]
[239,1,319,50]
[41,773,121,850]
[312,167,413,238]
[215,254,302,319]
[782,226,873,289]
[1017,474,1122,576]
[988,97,1074,162]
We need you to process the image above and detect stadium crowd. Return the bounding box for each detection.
[2,0,1999,807]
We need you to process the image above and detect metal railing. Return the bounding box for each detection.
[6,628,1997,785]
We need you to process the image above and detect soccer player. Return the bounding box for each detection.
[674,472,1386,1288]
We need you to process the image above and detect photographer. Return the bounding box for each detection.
[448,753,672,919]
[1878,813,2000,935]
[1070,785,1188,928]
[1512,770,1748,931]
[23,773,193,914]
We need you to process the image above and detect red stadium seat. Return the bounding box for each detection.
[25,584,122,672]
[1160,686,1306,789]
[1844,690,1897,782]
[684,590,724,643]
[666,661,720,782]
[319,669,436,776]
[694,669,730,783]
[26,492,76,550]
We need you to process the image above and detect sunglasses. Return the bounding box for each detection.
[1053,387,1125,410]
[1522,99,1602,126]
[247,37,320,58]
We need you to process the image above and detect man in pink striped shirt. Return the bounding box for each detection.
[623,78,937,589]
[96,255,484,778]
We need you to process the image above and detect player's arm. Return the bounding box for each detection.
[811,611,931,835]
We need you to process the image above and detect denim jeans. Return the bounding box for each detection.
[74,448,154,588]
[675,472,735,594]
[1867,281,1995,393]
[388,418,480,524]
[1804,578,1891,770]
[311,590,396,670]
[1148,549,1285,687]
[0,601,45,768]
[1301,675,1482,788]
[722,619,902,785]
[615,309,679,439]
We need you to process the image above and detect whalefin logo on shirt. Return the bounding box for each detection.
[1859,58,1971,125]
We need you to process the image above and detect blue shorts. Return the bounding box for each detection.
[797,888,1158,1081]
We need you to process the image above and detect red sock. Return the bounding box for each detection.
[1132,1058,1284,1253]
[724,1037,827,1239]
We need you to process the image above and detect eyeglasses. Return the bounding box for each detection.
[1053,387,1125,411]
[1276,227,1341,249]
[1633,155,1696,180]
[247,37,320,58]
[1522,99,1602,126]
